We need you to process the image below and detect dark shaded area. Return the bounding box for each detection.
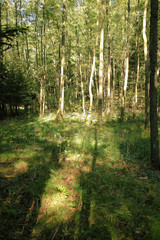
[78,125,111,240]
[107,118,150,165]
[0,120,62,240]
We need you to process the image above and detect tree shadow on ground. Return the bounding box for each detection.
[78,125,111,240]
[106,119,150,164]
[77,121,160,240]
[0,131,62,240]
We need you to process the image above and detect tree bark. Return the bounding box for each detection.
[135,0,140,107]
[143,0,149,129]
[89,0,99,114]
[107,0,112,113]
[80,56,85,116]
[98,0,105,122]
[0,2,3,64]
[123,0,130,107]
[121,0,130,120]
[56,0,66,120]
[149,0,159,168]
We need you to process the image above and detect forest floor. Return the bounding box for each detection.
[0,112,160,240]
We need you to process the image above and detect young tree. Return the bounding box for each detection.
[107,0,112,112]
[120,0,130,120]
[56,0,66,120]
[123,0,130,109]
[149,0,159,168]
[98,0,105,122]
[135,0,140,107]
[89,0,99,114]
[143,0,149,129]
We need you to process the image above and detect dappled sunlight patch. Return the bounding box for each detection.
[38,113,56,123]
[66,152,82,162]
[0,152,18,161]
[72,133,84,146]
[68,112,87,121]
[34,164,79,238]
[14,160,28,175]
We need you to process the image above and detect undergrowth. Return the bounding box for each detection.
[0,112,160,240]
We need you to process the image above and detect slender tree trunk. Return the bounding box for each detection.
[35,0,39,68]
[95,68,99,97]
[157,49,160,117]
[121,0,130,120]
[123,0,130,108]
[149,0,159,168]
[39,1,47,117]
[89,0,99,114]
[110,58,114,111]
[98,0,105,122]
[112,59,115,101]
[79,56,85,115]
[143,0,149,129]
[0,2,3,64]
[135,0,140,107]
[39,27,43,117]
[39,80,42,116]
[107,0,112,113]
[43,1,46,114]
[56,0,66,120]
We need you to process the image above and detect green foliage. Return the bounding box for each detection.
[0,61,38,118]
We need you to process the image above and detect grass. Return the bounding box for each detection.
[0,112,160,240]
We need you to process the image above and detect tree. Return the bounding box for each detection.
[149,0,159,168]
[143,0,149,129]
[107,0,112,113]
[121,0,130,118]
[56,0,66,120]
[89,0,99,114]
[98,0,105,122]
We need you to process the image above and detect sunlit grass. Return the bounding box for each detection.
[0,112,160,240]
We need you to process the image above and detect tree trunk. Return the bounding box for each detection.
[143,0,149,129]
[80,57,85,116]
[149,0,159,168]
[98,0,105,122]
[107,0,112,113]
[135,0,140,107]
[0,2,3,64]
[123,0,130,108]
[89,0,99,114]
[56,0,66,120]
[121,0,130,120]
[39,1,46,117]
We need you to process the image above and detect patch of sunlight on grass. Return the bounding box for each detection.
[0,152,18,161]
[69,112,86,121]
[14,160,28,175]
[41,192,68,214]
[73,134,83,146]
[67,152,82,161]
[37,175,77,230]
[38,113,56,122]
